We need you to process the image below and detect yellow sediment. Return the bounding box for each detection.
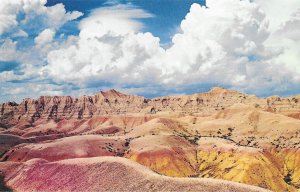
[128,149,300,192]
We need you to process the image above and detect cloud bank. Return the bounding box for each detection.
[0,0,299,102]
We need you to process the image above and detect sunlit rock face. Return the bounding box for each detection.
[0,88,300,192]
[1,87,300,128]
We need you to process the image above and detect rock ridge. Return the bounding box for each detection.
[1,87,300,127]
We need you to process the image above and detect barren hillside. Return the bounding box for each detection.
[0,88,300,191]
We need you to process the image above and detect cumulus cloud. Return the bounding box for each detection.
[47,5,163,85]
[161,1,272,85]
[0,0,84,102]
[0,0,83,35]
[1,0,300,102]
[253,0,300,81]
[0,0,83,67]
[0,39,18,61]
[46,0,299,96]
[35,28,55,47]
[254,0,300,31]
[265,9,300,81]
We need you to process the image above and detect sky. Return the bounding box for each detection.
[0,0,299,102]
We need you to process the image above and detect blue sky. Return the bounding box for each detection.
[0,0,299,102]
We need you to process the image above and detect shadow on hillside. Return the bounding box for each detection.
[0,175,12,192]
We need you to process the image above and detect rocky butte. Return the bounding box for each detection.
[0,87,300,192]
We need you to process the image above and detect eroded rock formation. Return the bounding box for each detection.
[0,87,300,192]
[1,87,300,128]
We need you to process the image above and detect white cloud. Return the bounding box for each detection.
[0,39,18,61]
[0,0,84,103]
[0,82,65,102]
[79,5,153,38]
[44,3,83,29]
[0,0,22,34]
[0,0,83,35]
[47,5,162,85]
[263,8,300,80]
[254,0,300,31]
[254,0,300,73]
[46,0,299,96]
[1,0,300,102]
[166,0,299,94]
[12,29,28,37]
[160,1,273,87]
[35,28,55,47]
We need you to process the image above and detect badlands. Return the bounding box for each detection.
[0,87,300,191]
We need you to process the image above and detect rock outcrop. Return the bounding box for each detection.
[0,89,146,128]
[1,87,300,128]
